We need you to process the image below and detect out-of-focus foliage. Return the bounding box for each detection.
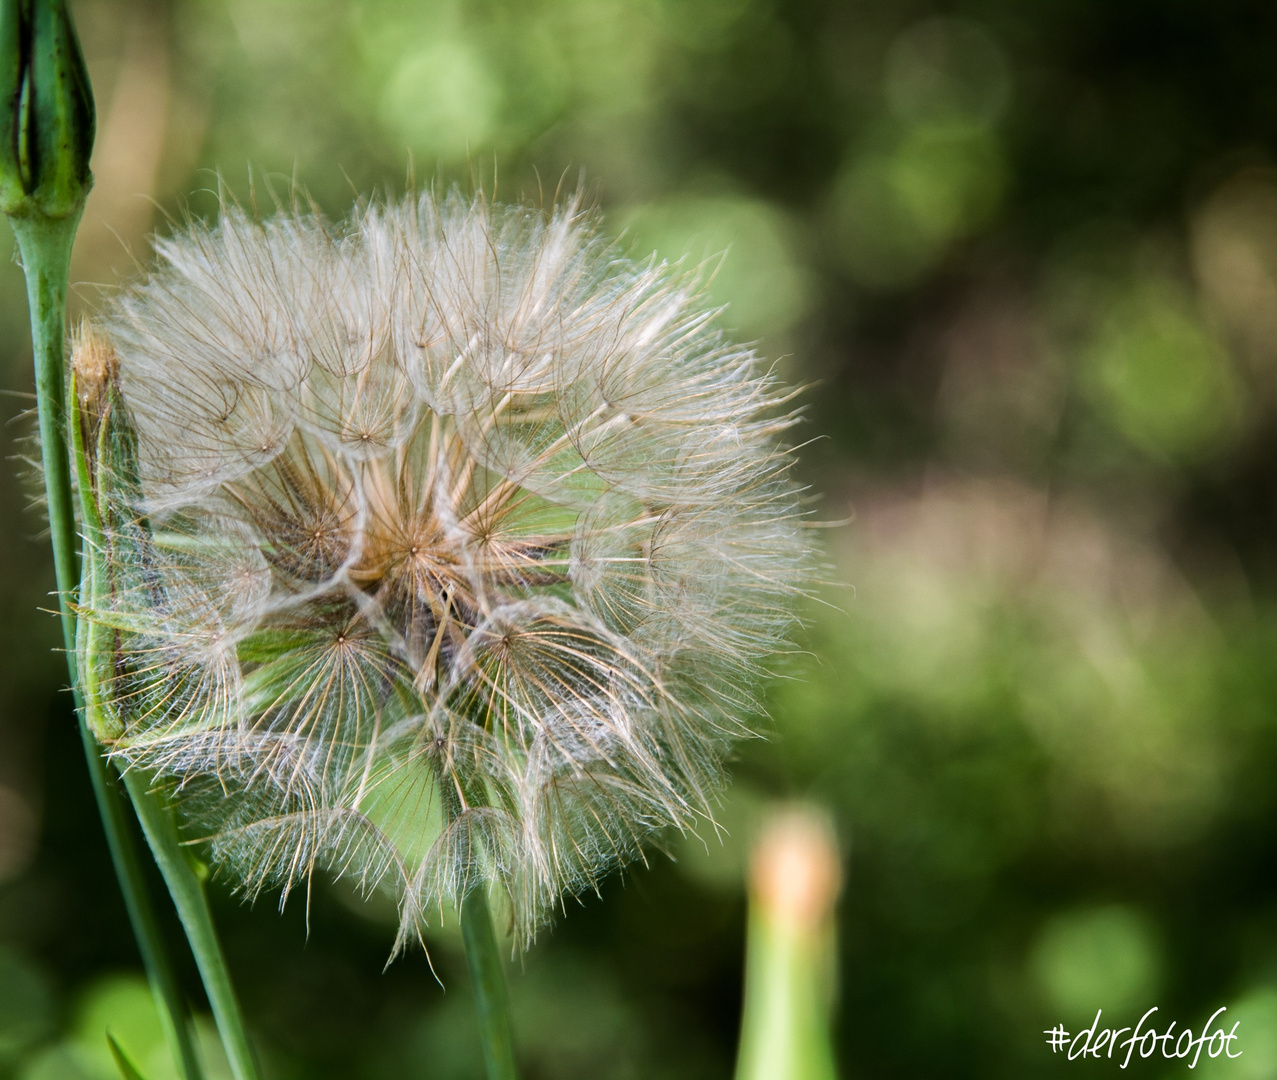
[4,0,1277,1077]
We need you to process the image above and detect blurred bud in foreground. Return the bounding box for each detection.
[0,0,95,221]
[735,806,842,1080]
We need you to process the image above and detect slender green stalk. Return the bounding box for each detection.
[78,724,205,1080]
[122,772,263,1080]
[460,889,520,1080]
[13,214,79,653]
[14,214,201,1080]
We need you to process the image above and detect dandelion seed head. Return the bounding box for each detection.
[77,190,812,950]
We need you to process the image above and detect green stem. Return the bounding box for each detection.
[12,213,79,654]
[13,211,203,1080]
[123,773,262,1080]
[460,889,520,1080]
[78,723,205,1080]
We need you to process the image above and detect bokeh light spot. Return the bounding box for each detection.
[1031,905,1162,1022]
[1083,279,1245,461]
[620,192,811,340]
[379,38,501,160]
[1193,169,1277,381]
[0,784,37,883]
[885,18,1011,125]
[831,123,1006,290]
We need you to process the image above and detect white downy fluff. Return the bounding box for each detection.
[74,191,811,952]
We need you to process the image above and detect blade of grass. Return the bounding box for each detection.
[108,1032,152,1080]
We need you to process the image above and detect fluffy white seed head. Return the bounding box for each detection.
[75,191,811,951]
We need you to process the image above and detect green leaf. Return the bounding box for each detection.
[107,1031,151,1080]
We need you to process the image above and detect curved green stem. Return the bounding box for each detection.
[461,889,520,1080]
[78,723,205,1080]
[122,773,262,1080]
[15,211,202,1080]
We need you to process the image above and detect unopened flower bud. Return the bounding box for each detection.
[0,0,95,220]
[736,807,841,1080]
[751,808,842,936]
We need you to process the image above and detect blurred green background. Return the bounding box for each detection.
[4,0,1277,1076]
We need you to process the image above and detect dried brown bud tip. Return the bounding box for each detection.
[70,322,119,453]
[71,322,118,402]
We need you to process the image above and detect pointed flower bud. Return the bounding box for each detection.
[0,0,95,220]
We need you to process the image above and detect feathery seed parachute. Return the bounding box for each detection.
[72,193,810,951]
